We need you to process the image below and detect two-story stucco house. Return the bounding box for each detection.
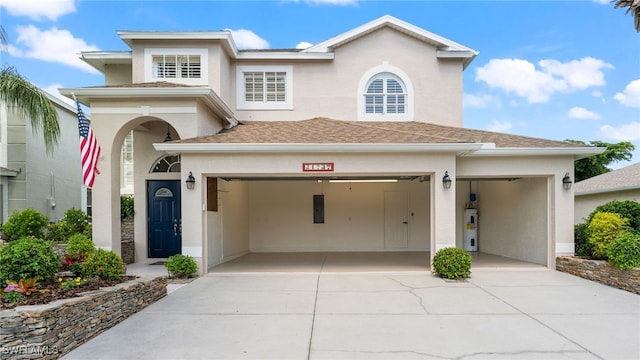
[1,91,87,224]
[61,15,601,273]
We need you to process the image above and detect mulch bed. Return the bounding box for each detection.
[1,276,137,310]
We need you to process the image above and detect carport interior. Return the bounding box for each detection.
[205,175,550,270]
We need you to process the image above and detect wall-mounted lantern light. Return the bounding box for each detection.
[186,171,196,190]
[442,171,452,189]
[562,172,572,190]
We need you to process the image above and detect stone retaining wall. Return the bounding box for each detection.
[120,220,135,264]
[556,256,640,295]
[0,276,167,359]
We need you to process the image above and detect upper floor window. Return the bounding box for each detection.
[144,48,207,85]
[357,63,413,121]
[152,55,201,79]
[364,73,407,115]
[236,65,293,110]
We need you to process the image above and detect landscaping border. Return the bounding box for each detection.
[556,256,640,295]
[0,276,166,359]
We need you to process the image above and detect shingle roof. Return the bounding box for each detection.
[175,117,584,148]
[575,162,640,194]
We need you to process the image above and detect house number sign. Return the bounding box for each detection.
[302,163,334,172]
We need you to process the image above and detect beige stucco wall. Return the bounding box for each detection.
[575,190,640,224]
[232,27,463,125]
[104,64,132,86]
[87,98,225,258]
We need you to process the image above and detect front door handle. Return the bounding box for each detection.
[403,221,408,224]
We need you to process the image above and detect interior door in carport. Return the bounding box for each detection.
[385,191,408,249]
[147,180,181,258]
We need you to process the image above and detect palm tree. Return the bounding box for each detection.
[0,26,60,153]
[614,0,640,32]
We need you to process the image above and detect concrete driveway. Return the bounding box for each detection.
[63,269,639,360]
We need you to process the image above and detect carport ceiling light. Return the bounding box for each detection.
[329,179,398,183]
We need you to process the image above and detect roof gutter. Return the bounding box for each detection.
[464,147,606,159]
[153,142,485,154]
[575,185,640,196]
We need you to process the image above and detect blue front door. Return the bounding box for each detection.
[147,180,181,258]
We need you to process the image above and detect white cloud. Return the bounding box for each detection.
[475,57,613,103]
[463,93,501,108]
[599,122,640,141]
[42,84,75,107]
[296,41,313,50]
[487,120,512,133]
[539,57,612,90]
[591,0,610,4]
[614,79,640,108]
[228,29,269,49]
[8,25,99,73]
[568,107,601,120]
[0,0,76,21]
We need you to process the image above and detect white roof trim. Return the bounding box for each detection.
[237,52,334,60]
[59,87,236,125]
[117,30,239,57]
[153,143,485,154]
[80,51,132,73]
[302,15,478,68]
[464,147,606,159]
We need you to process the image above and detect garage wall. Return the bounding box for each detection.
[476,178,548,265]
[248,179,429,252]
[220,180,250,260]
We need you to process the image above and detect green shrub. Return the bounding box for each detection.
[0,237,60,285]
[61,208,91,236]
[165,254,198,278]
[81,249,125,280]
[432,247,472,280]
[44,222,67,242]
[44,208,91,242]
[574,222,592,257]
[588,212,628,259]
[66,234,95,256]
[121,195,134,220]
[607,231,640,270]
[1,208,49,241]
[588,200,640,231]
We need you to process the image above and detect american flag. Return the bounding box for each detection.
[76,100,101,188]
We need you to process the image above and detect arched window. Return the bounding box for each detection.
[364,73,407,115]
[150,154,181,173]
[357,64,413,121]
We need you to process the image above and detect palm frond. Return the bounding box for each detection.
[613,0,640,32]
[0,66,60,153]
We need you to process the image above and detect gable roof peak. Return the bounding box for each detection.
[302,15,478,68]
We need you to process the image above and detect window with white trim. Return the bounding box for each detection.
[236,65,293,110]
[364,73,407,115]
[152,55,201,79]
[144,48,207,85]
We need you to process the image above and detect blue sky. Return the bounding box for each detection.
[2,0,639,168]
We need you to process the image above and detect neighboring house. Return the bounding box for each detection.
[0,91,87,224]
[574,162,640,224]
[61,15,601,273]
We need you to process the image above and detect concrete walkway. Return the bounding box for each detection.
[62,268,639,359]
